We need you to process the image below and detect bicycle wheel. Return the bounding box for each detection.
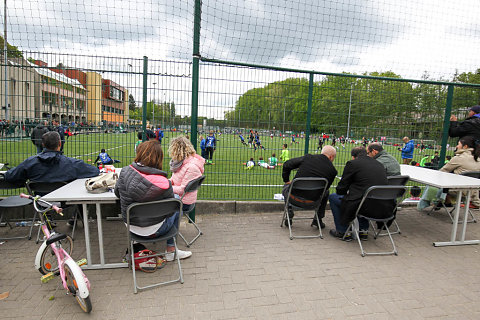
[39,235,74,275]
[64,264,92,313]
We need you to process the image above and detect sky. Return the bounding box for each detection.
[6,0,480,119]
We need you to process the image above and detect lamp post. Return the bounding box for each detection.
[152,82,156,125]
[346,83,354,139]
[3,0,8,120]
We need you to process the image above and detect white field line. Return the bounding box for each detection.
[74,144,129,159]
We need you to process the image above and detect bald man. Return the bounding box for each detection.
[282,145,338,229]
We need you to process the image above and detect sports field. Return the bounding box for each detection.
[1,131,440,200]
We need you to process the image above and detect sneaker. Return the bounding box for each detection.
[461,203,479,209]
[66,219,75,227]
[165,249,192,262]
[311,218,326,229]
[359,230,368,241]
[329,229,352,241]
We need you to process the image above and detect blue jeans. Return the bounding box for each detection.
[150,211,180,247]
[328,193,368,233]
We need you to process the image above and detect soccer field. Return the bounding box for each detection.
[1,131,436,200]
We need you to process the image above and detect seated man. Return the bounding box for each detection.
[367,143,400,176]
[282,145,337,229]
[5,131,99,225]
[329,147,393,241]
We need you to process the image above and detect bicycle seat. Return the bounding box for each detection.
[46,233,68,246]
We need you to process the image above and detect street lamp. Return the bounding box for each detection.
[346,83,354,139]
[152,82,156,125]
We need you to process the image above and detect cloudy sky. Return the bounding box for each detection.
[7,0,480,118]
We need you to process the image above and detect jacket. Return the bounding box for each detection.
[282,154,337,201]
[439,148,480,175]
[449,116,480,141]
[336,155,392,225]
[401,140,414,159]
[30,124,49,147]
[171,154,205,204]
[374,150,401,176]
[4,150,99,187]
[114,163,174,226]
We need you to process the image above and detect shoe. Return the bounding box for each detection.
[461,203,479,209]
[329,229,352,241]
[165,249,192,262]
[359,230,368,241]
[66,219,75,227]
[311,218,326,229]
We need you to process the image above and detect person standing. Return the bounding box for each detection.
[52,119,66,152]
[205,130,216,165]
[400,136,414,165]
[449,105,480,141]
[31,121,49,154]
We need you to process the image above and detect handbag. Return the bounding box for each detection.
[85,172,118,193]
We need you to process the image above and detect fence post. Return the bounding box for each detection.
[439,84,454,167]
[304,73,314,155]
[190,0,202,150]
[141,56,148,141]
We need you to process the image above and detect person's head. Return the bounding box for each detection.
[351,147,367,159]
[101,148,105,153]
[434,151,439,155]
[250,157,253,161]
[137,132,142,140]
[410,186,421,197]
[283,144,288,149]
[135,140,164,170]
[457,135,480,161]
[468,105,480,117]
[146,130,156,140]
[321,145,336,162]
[42,131,61,151]
[209,130,213,136]
[367,143,383,158]
[168,136,196,161]
[199,135,204,140]
[402,137,409,143]
[411,161,418,166]
[446,155,452,160]
[271,153,276,157]
[259,157,263,160]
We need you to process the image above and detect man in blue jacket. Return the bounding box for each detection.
[5,131,99,186]
[400,136,414,165]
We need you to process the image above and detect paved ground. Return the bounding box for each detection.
[1,205,480,320]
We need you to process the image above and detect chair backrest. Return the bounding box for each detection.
[355,185,407,219]
[286,177,329,209]
[387,175,410,186]
[460,171,480,179]
[181,175,206,200]
[126,198,182,229]
[26,181,68,197]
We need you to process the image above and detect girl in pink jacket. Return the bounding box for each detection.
[168,136,205,210]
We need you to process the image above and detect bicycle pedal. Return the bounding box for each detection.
[41,272,55,283]
[76,258,87,266]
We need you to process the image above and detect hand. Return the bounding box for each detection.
[450,115,457,121]
[285,181,291,185]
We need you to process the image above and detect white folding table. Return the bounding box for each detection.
[42,177,128,269]
[400,164,480,247]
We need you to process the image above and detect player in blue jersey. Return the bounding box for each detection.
[239,133,247,146]
[94,148,120,167]
[205,130,216,164]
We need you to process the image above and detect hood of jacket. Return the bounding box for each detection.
[183,154,206,174]
[37,150,63,164]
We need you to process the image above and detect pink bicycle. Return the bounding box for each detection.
[20,193,92,313]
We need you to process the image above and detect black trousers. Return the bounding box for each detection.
[205,147,215,160]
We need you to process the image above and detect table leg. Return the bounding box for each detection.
[96,203,105,266]
[434,189,479,247]
[82,203,92,268]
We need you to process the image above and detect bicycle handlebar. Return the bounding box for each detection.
[20,193,63,215]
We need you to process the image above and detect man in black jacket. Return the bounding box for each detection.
[329,147,392,241]
[282,145,337,229]
[449,105,480,141]
[31,121,49,154]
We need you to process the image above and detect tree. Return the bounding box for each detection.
[0,36,23,58]
[129,94,136,111]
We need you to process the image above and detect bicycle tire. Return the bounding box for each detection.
[64,264,92,313]
[39,235,74,275]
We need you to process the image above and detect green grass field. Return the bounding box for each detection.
[1,131,440,200]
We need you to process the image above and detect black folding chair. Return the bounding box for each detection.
[371,175,410,237]
[0,179,34,240]
[281,177,329,240]
[178,175,206,247]
[344,185,407,257]
[126,198,184,293]
[26,181,82,242]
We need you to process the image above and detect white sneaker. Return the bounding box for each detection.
[165,249,192,262]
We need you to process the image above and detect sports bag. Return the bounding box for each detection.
[85,172,118,193]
